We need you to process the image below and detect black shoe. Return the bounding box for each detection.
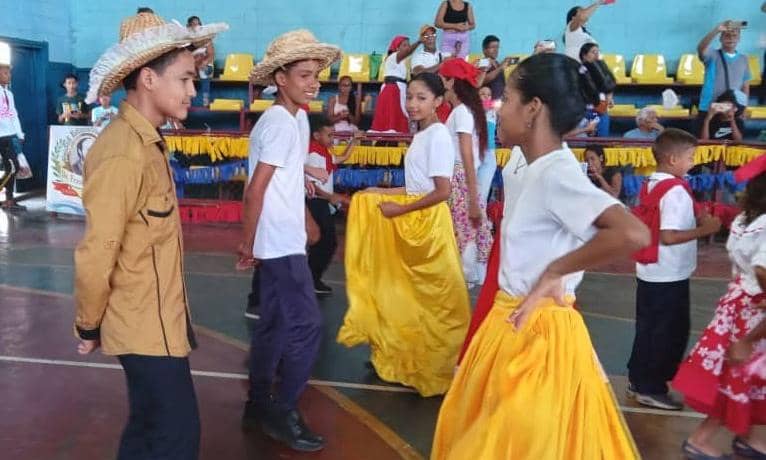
[260,408,325,452]
[241,399,270,430]
[733,437,766,459]
[244,303,260,320]
[313,279,332,295]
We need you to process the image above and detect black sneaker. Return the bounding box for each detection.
[633,392,683,410]
[244,304,260,320]
[313,279,332,295]
[260,408,325,452]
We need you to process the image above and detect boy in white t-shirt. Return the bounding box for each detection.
[238,30,340,453]
[91,94,119,128]
[627,128,722,410]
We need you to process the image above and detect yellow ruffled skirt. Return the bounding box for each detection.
[337,192,470,397]
[431,292,640,459]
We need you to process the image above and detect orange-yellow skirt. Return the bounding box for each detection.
[431,292,640,459]
[337,192,470,397]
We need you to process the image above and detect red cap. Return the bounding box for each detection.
[438,58,480,88]
[734,154,766,183]
[388,36,408,53]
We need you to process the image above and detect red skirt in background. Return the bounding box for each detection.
[672,278,766,435]
[371,83,409,133]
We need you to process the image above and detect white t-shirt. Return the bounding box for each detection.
[635,172,697,282]
[564,25,596,62]
[411,49,442,72]
[499,147,620,296]
[727,213,766,296]
[445,103,480,169]
[305,151,334,195]
[384,53,408,79]
[404,123,455,194]
[247,105,310,259]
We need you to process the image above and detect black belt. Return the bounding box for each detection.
[384,76,407,84]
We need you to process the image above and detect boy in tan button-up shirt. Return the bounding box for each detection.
[73,12,226,459]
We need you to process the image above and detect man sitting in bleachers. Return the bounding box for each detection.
[624,107,664,140]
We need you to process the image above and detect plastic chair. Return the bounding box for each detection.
[219,53,254,81]
[601,54,631,85]
[339,54,371,83]
[209,99,243,111]
[646,104,689,117]
[749,55,762,85]
[675,54,705,85]
[608,104,638,117]
[630,54,674,84]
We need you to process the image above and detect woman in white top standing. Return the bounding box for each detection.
[338,72,470,397]
[439,59,492,287]
[564,1,606,61]
[327,75,360,132]
[431,52,648,459]
[370,35,421,133]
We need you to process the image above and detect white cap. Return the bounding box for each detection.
[0,42,10,66]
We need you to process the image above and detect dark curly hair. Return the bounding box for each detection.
[742,171,766,225]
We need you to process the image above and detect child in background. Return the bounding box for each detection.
[305,115,361,294]
[370,35,421,133]
[57,74,89,125]
[477,85,497,203]
[91,94,119,128]
[672,157,766,460]
[627,128,722,410]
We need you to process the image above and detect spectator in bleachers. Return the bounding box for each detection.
[696,21,750,136]
[476,35,511,100]
[188,16,216,107]
[435,1,475,59]
[370,35,421,133]
[585,145,622,198]
[580,42,615,137]
[564,1,606,62]
[700,92,744,142]
[624,107,664,140]
[412,25,444,76]
[327,76,360,132]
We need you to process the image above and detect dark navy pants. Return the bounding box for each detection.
[117,355,200,460]
[627,278,691,395]
[248,254,322,411]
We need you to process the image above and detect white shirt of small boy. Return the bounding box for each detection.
[499,146,620,297]
[445,103,480,170]
[404,123,455,195]
[248,105,310,259]
[635,172,697,283]
[727,213,766,296]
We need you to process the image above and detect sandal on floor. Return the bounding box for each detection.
[733,437,766,459]
[682,440,732,460]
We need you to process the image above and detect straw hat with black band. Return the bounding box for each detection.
[249,29,341,86]
[86,12,228,104]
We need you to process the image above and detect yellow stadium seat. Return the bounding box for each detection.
[749,55,762,85]
[608,104,638,117]
[339,54,371,83]
[631,54,674,84]
[219,53,254,81]
[746,106,766,119]
[308,100,324,112]
[601,54,631,85]
[249,99,274,111]
[676,54,705,85]
[209,99,243,111]
[503,54,529,80]
[318,64,332,82]
[647,104,689,117]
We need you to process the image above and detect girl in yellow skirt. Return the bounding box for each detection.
[337,72,470,397]
[431,53,649,459]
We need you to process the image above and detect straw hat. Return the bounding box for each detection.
[250,30,341,86]
[86,12,228,103]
